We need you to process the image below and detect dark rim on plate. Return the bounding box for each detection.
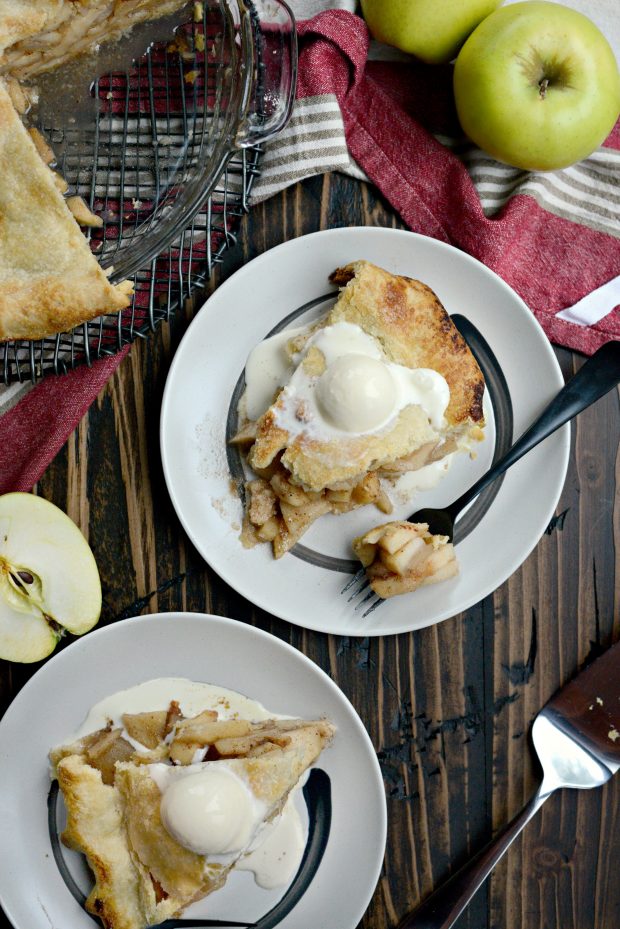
[48,769,331,929]
[226,305,514,573]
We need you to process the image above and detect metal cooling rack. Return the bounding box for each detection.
[1,147,261,385]
[1,0,296,385]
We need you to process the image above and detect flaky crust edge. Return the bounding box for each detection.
[329,260,485,428]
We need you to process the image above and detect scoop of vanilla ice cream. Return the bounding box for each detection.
[245,320,450,441]
[316,353,398,432]
[159,766,258,856]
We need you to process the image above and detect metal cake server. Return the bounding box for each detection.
[397,639,620,929]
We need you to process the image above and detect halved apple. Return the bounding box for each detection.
[0,493,101,662]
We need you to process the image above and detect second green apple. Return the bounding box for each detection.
[360,0,503,64]
[453,1,620,170]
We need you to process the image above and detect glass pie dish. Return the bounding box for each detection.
[1,0,297,384]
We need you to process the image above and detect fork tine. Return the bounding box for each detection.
[362,597,384,619]
[347,577,370,602]
[354,588,377,611]
[340,567,366,595]
[341,567,386,619]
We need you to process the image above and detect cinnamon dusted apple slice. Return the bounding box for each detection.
[353,520,459,599]
[0,493,101,662]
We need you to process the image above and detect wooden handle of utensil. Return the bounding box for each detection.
[396,788,550,929]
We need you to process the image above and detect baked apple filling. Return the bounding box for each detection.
[352,520,458,598]
[234,260,486,563]
[0,1,191,79]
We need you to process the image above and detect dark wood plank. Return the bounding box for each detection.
[1,172,619,929]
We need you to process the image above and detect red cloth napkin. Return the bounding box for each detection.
[296,11,620,353]
[1,9,618,494]
[1,350,128,493]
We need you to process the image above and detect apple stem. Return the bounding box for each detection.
[44,614,65,638]
[538,77,549,99]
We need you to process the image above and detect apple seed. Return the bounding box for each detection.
[2,558,44,610]
[9,570,34,594]
[9,573,28,593]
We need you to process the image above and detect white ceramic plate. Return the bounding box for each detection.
[0,612,386,929]
[160,227,569,636]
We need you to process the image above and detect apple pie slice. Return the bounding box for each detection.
[237,260,485,556]
[51,705,334,929]
[0,1,193,340]
[0,80,133,341]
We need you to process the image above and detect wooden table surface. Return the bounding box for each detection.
[2,172,619,929]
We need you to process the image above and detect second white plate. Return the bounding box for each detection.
[0,613,386,929]
[160,227,569,636]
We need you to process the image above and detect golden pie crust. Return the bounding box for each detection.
[51,709,334,929]
[0,1,191,341]
[237,260,486,557]
[0,81,132,341]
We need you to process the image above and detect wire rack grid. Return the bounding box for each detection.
[0,0,279,386]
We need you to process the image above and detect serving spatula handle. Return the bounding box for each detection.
[396,788,550,929]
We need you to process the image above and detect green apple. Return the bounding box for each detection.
[360,0,503,64]
[453,1,620,171]
[0,493,102,662]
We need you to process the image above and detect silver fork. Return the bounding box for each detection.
[343,339,620,618]
[396,638,620,929]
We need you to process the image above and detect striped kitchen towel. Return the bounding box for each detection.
[255,0,619,248]
[250,0,619,355]
[249,0,364,201]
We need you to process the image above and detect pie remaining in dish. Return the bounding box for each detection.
[51,683,334,929]
[0,0,191,341]
[0,80,133,341]
[0,1,189,79]
[235,260,486,559]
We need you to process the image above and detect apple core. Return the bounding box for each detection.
[0,493,102,662]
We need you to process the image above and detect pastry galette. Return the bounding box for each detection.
[235,260,485,557]
[51,703,334,929]
[0,81,133,340]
